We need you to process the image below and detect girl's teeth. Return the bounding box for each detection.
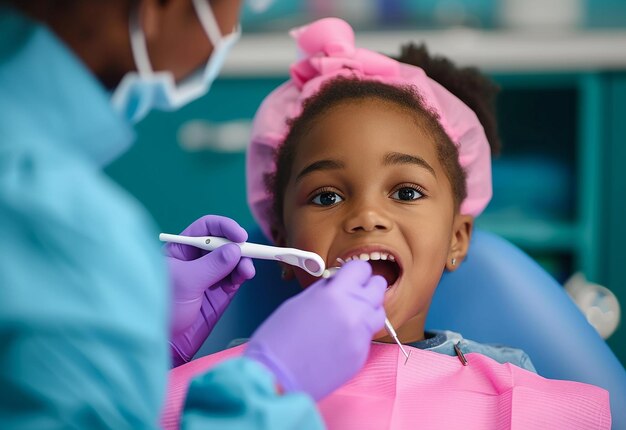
[341,252,394,262]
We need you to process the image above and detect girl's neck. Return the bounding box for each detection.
[376,314,426,344]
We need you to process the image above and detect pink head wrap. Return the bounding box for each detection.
[246,18,492,241]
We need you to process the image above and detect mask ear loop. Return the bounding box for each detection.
[128,3,155,77]
[192,0,226,48]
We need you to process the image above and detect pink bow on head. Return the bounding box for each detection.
[289,19,400,90]
[247,18,492,242]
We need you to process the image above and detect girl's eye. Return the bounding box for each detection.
[311,192,343,206]
[391,186,423,201]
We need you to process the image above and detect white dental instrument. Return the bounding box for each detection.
[385,318,411,364]
[323,261,411,364]
[159,233,326,277]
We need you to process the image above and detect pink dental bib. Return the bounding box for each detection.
[162,343,610,430]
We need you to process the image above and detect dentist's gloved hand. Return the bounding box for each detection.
[244,260,387,401]
[166,215,255,367]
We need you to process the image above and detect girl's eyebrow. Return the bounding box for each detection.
[383,151,437,178]
[296,159,345,182]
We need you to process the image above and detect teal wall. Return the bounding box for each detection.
[106,78,285,235]
[603,73,626,370]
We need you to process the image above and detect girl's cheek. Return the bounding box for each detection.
[287,210,319,242]
[295,270,318,289]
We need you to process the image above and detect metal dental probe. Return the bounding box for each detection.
[323,258,410,364]
[384,318,411,364]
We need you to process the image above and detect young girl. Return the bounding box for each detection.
[247,18,528,369]
[162,18,610,429]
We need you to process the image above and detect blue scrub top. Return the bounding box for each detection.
[0,8,321,429]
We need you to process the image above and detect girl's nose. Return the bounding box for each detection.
[343,199,392,233]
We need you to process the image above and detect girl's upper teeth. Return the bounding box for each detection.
[344,252,395,262]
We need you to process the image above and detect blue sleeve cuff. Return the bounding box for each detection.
[182,357,324,430]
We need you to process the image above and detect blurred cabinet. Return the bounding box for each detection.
[478,73,603,283]
[476,71,626,366]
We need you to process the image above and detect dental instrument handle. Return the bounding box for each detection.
[159,233,318,262]
[159,233,325,276]
[159,233,214,250]
[385,317,410,362]
[384,317,398,338]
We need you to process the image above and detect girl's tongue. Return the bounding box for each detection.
[369,260,400,286]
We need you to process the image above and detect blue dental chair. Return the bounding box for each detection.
[201,228,626,428]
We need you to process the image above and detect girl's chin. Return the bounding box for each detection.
[372,330,393,342]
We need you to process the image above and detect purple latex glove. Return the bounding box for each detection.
[166,215,255,366]
[244,260,387,400]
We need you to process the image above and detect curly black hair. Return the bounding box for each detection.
[395,42,501,155]
[265,43,501,240]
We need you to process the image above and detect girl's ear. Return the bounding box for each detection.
[446,214,474,271]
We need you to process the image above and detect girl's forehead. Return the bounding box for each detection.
[293,99,441,168]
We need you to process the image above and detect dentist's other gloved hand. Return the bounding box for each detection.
[166,215,255,366]
[244,260,387,400]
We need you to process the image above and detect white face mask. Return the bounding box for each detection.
[111,0,240,123]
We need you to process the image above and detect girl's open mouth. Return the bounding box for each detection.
[370,259,401,287]
[337,250,402,289]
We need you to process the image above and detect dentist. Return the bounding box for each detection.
[0,1,387,428]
